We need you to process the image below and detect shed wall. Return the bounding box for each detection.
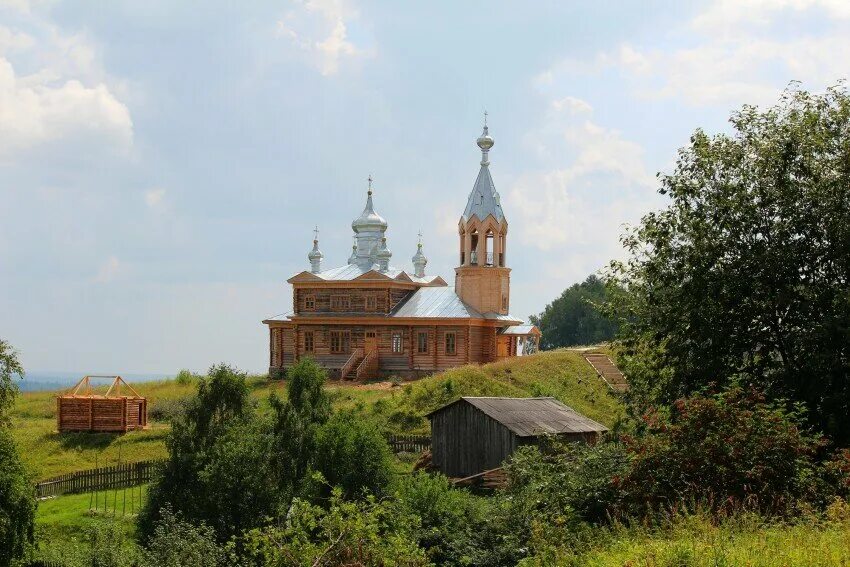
[430,401,518,478]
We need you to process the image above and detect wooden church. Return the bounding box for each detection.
[263,121,540,379]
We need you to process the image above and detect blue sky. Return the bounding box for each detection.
[1,0,848,374]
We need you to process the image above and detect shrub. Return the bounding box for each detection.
[0,428,35,567]
[616,386,824,516]
[141,505,225,567]
[391,472,488,566]
[242,489,429,566]
[174,369,198,386]
[147,397,187,422]
[313,412,394,499]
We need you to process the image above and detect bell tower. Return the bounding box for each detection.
[455,117,511,315]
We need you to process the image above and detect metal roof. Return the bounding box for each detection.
[463,125,505,222]
[428,397,608,437]
[482,312,524,323]
[500,325,539,335]
[304,263,442,285]
[391,287,483,319]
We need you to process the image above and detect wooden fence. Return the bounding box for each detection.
[387,434,430,453]
[35,460,162,499]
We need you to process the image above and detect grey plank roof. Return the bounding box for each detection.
[428,397,608,437]
[391,287,483,319]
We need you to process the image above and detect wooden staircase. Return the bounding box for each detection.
[355,349,379,380]
[584,353,629,393]
[340,348,364,380]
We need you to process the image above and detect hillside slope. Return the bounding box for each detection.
[373,349,624,433]
[12,350,624,479]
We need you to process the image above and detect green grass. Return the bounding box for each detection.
[371,349,625,433]
[567,509,850,567]
[33,488,146,563]
[12,350,623,479]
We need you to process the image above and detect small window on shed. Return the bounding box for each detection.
[445,332,456,355]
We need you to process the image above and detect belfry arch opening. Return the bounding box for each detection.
[470,229,479,265]
[499,233,505,267]
[485,230,494,266]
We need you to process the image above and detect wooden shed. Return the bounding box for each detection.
[57,376,148,433]
[427,397,608,478]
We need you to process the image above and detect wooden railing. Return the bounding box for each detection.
[355,349,379,380]
[340,348,363,380]
[386,434,430,453]
[35,460,162,498]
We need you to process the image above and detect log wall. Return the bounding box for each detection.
[294,287,410,315]
[57,396,148,433]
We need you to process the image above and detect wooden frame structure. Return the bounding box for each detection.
[57,375,148,433]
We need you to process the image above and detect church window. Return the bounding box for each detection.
[392,332,403,353]
[445,332,456,355]
[330,330,350,353]
[365,294,377,311]
[470,230,479,264]
[331,295,351,310]
[417,331,428,354]
[499,234,505,266]
[304,331,314,353]
[304,294,315,310]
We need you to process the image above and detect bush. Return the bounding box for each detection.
[174,369,198,386]
[616,386,824,516]
[147,397,187,422]
[242,489,428,566]
[313,411,394,499]
[0,428,35,567]
[142,505,225,567]
[392,472,488,566]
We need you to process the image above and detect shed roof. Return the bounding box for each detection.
[500,324,540,336]
[427,396,608,437]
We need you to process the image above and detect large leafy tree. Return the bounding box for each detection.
[609,85,850,442]
[530,275,618,349]
[0,339,35,567]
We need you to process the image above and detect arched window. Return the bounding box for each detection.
[485,230,494,266]
[459,229,466,265]
[470,229,479,265]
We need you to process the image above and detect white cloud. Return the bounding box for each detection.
[144,188,166,208]
[0,58,132,156]
[276,0,371,76]
[505,97,657,258]
[0,5,132,158]
[539,0,850,108]
[94,256,121,283]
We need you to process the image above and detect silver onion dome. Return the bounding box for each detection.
[308,237,323,273]
[412,241,427,278]
[477,125,494,151]
[351,179,388,233]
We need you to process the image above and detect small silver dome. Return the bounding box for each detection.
[352,190,388,232]
[376,237,392,258]
[477,125,494,151]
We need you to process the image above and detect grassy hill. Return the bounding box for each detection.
[12,349,624,479]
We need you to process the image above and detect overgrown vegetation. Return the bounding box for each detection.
[608,84,850,443]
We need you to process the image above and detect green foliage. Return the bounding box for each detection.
[0,429,35,567]
[313,411,394,499]
[243,488,430,567]
[174,369,199,386]
[608,85,850,442]
[616,387,824,516]
[391,472,488,566]
[268,357,332,505]
[0,338,24,425]
[530,275,619,349]
[142,505,226,567]
[138,363,255,542]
